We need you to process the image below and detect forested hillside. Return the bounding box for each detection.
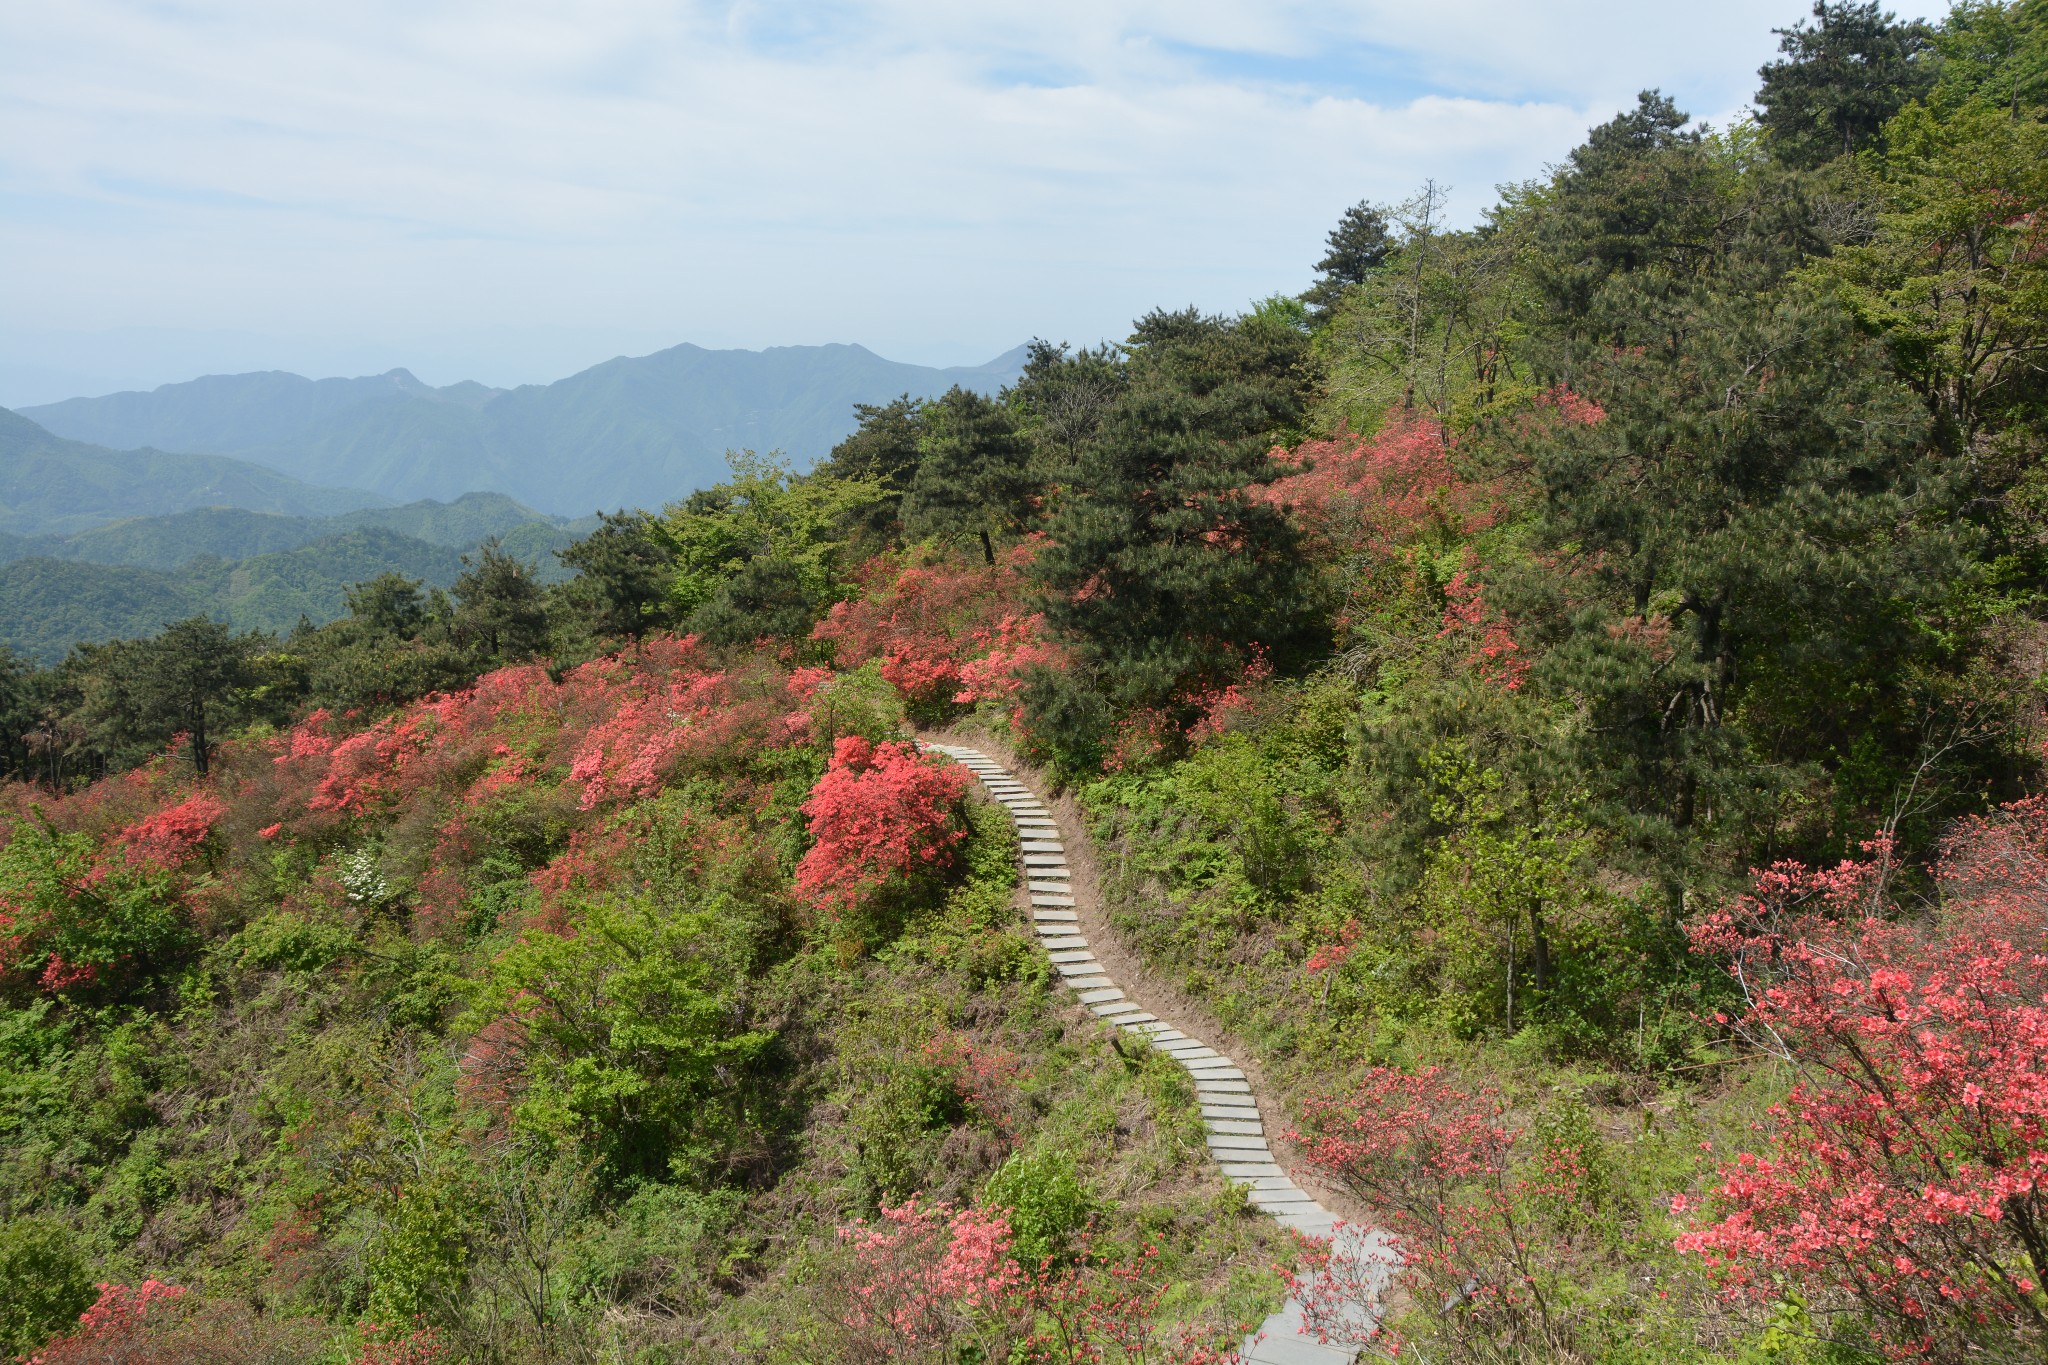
[0,496,596,664]
[2,4,2047,1363]
[0,409,383,536]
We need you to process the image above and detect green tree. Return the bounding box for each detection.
[478,889,776,1182]
[555,510,677,644]
[656,450,882,626]
[129,616,262,776]
[1317,181,1536,431]
[453,540,549,663]
[1756,2,1936,166]
[901,386,1037,565]
[1005,340,1126,479]
[1026,309,1324,767]
[1302,200,1394,321]
[1515,100,1970,872]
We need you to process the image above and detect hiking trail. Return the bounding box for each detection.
[924,742,1394,1365]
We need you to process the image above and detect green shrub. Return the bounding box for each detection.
[0,1215,95,1355]
[982,1148,1096,1272]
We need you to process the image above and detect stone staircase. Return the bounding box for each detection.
[924,743,1394,1365]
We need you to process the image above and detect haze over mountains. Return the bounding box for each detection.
[0,337,1028,660]
[22,340,1031,515]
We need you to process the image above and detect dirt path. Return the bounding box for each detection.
[923,734,1390,1365]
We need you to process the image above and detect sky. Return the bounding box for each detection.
[0,0,1948,405]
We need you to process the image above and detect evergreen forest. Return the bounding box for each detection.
[4,4,2048,1362]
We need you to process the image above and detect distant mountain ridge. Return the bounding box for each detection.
[0,406,384,536]
[22,341,1032,515]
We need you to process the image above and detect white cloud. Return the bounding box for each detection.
[0,0,1951,397]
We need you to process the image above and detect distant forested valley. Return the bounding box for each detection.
[3,5,2048,1364]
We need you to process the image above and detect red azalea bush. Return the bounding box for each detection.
[1288,1067,1592,1358]
[1260,412,1504,564]
[814,548,1059,720]
[1674,799,2048,1360]
[29,1281,189,1363]
[795,737,968,936]
[836,1198,1245,1364]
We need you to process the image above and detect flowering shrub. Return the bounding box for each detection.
[28,1280,189,1363]
[814,548,1057,721]
[1289,1067,1595,1357]
[1673,798,2048,1360]
[1437,565,1528,691]
[795,737,968,935]
[1260,413,1503,564]
[0,820,198,1001]
[837,1201,1244,1364]
[351,1317,450,1365]
[841,1197,1024,1356]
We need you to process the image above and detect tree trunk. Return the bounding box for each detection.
[978,528,995,566]
[1527,899,1553,993]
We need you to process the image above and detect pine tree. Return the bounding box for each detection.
[1302,201,1394,320]
[1756,2,1935,167]
[901,387,1035,565]
[1026,309,1324,767]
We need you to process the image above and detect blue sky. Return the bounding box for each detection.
[0,0,1948,404]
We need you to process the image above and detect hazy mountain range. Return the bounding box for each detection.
[21,340,1030,515]
[0,406,595,660]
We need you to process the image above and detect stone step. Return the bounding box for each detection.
[1248,1187,1316,1207]
[1022,854,1067,866]
[1030,895,1077,907]
[1077,987,1126,1004]
[1034,910,1080,923]
[1160,1044,1221,1061]
[1206,1119,1265,1136]
[1048,950,1098,964]
[1203,1110,1264,1127]
[1206,1134,1271,1152]
[1218,1161,1286,1179]
[1093,1006,1154,1023]
[1054,960,1106,976]
[1196,1080,1253,1096]
[1185,1064,1247,1081]
[1040,936,1089,950]
[1068,976,1116,990]
[1231,1176,1300,1192]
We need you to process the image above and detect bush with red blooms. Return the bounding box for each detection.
[840,1196,1025,1358]
[28,1281,188,1364]
[837,1198,1245,1364]
[1260,412,1503,564]
[350,1318,449,1365]
[795,737,968,936]
[1673,798,2048,1360]
[1288,1067,1594,1358]
[0,791,221,1000]
[1437,564,1528,691]
[814,548,1059,720]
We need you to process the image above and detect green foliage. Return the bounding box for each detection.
[0,1215,95,1355]
[474,843,781,1182]
[657,450,884,634]
[1025,307,1326,769]
[901,386,1035,565]
[1755,2,1936,167]
[1301,201,1394,321]
[981,1148,1096,1271]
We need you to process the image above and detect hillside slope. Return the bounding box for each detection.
[0,407,384,536]
[19,343,1032,513]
